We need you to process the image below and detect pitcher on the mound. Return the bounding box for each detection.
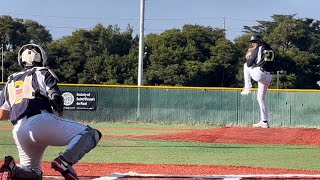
[241,35,276,128]
[0,43,102,180]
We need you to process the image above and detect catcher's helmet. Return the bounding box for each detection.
[18,43,47,68]
[248,35,263,43]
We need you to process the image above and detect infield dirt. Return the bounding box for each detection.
[2,126,320,179]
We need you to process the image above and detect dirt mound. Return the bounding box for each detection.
[108,126,320,146]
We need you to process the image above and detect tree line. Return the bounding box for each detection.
[0,14,319,89]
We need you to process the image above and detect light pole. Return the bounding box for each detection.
[276,70,285,89]
[137,0,145,119]
[1,44,3,83]
[138,0,145,86]
[276,71,280,89]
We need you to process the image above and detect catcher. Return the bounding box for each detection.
[0,43,102,179]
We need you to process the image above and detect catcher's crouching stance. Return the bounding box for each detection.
[0,43,102,180]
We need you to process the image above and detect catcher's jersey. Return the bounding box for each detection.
[0,67,60,122]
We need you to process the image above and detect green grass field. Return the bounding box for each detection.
[1,121,320,171]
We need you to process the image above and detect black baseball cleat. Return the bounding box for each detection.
[0,156,15,180]
[51,156,79,180]
[0,167,10,180]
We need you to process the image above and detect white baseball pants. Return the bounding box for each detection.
[12,112,88,173]
[243,63,272,121]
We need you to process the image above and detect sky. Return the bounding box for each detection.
[1,0,320,41]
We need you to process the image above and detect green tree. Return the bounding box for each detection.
[24,19,52,44]
[144,24,229,86]
[203,39,239,87]
[1,14,319,88]
[242,14,320,88]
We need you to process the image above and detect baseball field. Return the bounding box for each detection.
[1,121,320,179]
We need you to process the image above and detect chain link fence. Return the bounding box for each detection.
[59,84,320,127]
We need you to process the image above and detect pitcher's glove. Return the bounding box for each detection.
[245,47,254,60]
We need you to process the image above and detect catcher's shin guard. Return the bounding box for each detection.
[62,126,102,164]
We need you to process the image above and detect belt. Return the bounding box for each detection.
[260,67,267,72]
[12,111,44,125]
[26,111,42,118]
[260,67,273,74]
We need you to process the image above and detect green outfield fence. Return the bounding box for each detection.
[0,83,319,127]
[56,84,320,128]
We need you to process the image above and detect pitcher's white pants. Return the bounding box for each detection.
[243,63,272,121]
[12,112,87,173]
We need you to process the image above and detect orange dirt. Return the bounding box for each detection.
[2,126,320,179]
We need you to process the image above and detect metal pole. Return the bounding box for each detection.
[1,44,3,83]
[276,71,279,89]
[137,0,145,119]
[138,0,145,86]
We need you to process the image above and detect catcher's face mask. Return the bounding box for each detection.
[18,43,48,68]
